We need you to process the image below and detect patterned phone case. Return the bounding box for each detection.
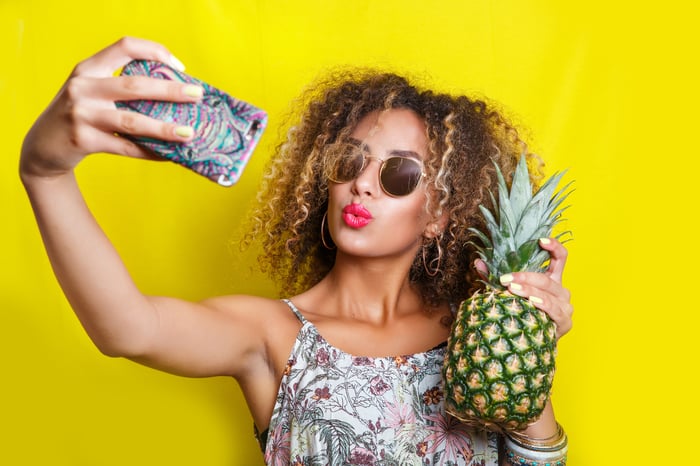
[115,59,267,186]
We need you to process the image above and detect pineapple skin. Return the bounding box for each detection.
[443,288,556,432]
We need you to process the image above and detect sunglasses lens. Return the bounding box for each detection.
[381,157,423,196]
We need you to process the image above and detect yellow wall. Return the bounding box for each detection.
[2,1,697,464]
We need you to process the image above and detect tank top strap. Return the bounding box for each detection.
[281,299,308,324]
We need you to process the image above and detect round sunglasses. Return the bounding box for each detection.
[323,142,426,197]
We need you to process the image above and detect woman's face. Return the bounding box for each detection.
[327,108,436,261]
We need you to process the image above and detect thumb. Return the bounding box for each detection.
[473,258,489,279]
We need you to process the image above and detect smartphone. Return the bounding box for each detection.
[115,59,267,187]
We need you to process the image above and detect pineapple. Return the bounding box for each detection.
[442,154,571,432]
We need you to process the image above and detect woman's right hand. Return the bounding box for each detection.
[17,37,280,388]
[20,36,203,182]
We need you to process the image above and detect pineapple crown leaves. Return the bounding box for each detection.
[468,154,573,289]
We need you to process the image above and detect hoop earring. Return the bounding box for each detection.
[422,236,442,277]
[321,212,335,250]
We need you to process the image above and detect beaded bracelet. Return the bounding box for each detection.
[504,423,568,466]
[505,449,567,466]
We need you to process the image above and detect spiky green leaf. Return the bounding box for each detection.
[470,154,573,277]
[508,155,533,225]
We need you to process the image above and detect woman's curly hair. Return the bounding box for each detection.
[244,69,542,306]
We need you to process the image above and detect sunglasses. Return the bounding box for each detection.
[323,142,426,197]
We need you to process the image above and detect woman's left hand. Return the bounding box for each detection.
[477,237,573,340]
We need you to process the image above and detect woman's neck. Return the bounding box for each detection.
[302,251,426,325]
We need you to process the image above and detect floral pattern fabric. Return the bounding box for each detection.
[261,299,499,466]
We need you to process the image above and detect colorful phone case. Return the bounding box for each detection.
[115,59,267,186]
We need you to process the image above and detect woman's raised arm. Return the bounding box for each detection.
[20,37,269,379]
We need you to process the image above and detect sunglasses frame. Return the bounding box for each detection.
[325,144,426,197]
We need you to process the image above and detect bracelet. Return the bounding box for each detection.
[507,422,567,451]
[504,423,568,466]
[505,448,567,466]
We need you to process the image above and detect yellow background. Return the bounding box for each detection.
[2,1,697,464]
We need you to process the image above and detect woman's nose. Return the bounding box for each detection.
[351,156,382,196]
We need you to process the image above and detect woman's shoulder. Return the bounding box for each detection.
[199,294,301,326]
[202,294,289,314]
[200,294,305,362]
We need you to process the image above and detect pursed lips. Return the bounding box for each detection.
[342,203,373,228]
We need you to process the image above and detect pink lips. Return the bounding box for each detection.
[342,203,373,228]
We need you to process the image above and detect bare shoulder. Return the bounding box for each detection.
[201,294,302,336]
[201,294,282,313]
[162,294,303,379]
[199,294,300,330]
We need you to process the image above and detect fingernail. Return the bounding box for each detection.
[499,274,514,285]
[174,126,194,138]
[529,296,543,305]
[539,238,551,245]
[183,85,203,98]
[169,54,186,72]
[509,283,523,291]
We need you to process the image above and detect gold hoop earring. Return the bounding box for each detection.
[321,212,335,250]
[422,236,442,277]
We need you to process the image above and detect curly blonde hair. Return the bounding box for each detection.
[244,69,542,306]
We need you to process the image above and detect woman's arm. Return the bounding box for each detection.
[20,37,268,379]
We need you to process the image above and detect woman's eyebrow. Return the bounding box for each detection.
[347,137,421,159]
[389,149,422,159]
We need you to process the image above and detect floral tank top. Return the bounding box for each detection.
[257,299,499,466]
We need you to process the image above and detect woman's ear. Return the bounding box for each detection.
[424,213,449,239]
[424,223,441,239]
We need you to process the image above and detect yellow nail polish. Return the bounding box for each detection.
[169,54,186,71]
[510,283,523,291]
[175,126,194,138]
[183,85,203,98]
[499,274,514,285]
[539,237,551,245]
[529,296,543,305]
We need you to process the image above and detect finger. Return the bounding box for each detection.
[500,275,574,339]
[500,271,571,304]
[89,108,196,143]
[98,133,172,162]
[65,124,155,159]
[539,237,568,283]
[531,295,573,340]
[473,258,488,279]
[103,133,161,160]
[72,36,185,79]
[508,290,574,340]
[81,75,203,103]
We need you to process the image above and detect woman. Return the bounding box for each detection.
[21,37,573,465]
